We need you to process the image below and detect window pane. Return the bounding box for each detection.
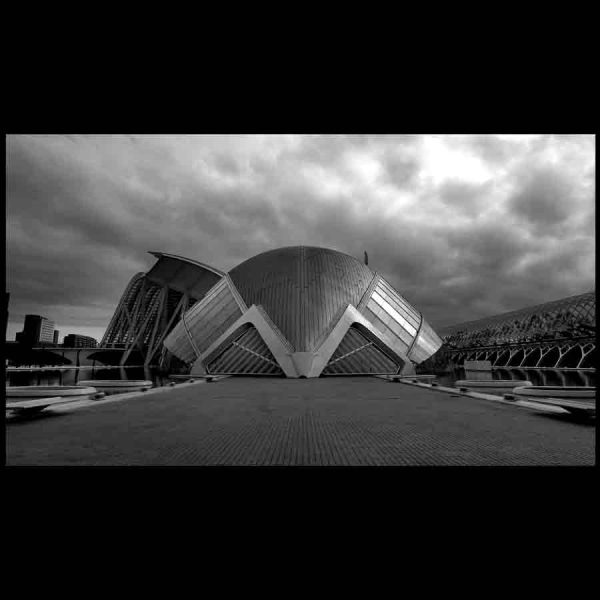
[374,316,387,334]
[389,302,419,332]
[367,299,380,315]
[372,291,417,336]
[377,279,420,323]
[364,308,377,322]
[393,324,414,346]
[386,294,420,326]
[386,299,418,328]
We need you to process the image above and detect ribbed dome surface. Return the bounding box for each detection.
[228,246,376,352]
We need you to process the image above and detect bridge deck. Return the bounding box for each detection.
[6,377,595,466]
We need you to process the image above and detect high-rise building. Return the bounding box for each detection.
[18,315,55,345]
[3,292,9,340]
[40,320,54,343]
[53,330,60,345]
[63,334,98,348]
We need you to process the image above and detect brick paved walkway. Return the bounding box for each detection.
[5,377,595,466]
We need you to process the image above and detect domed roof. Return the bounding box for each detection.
[228,246,376,352]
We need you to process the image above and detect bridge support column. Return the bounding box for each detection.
[577,343,595,369]
[519,347,536,367]
[535,346,555,368]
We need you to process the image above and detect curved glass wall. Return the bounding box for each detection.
[361,276,441,360]
[164,279,243,365]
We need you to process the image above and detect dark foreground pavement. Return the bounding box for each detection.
[5,377,595,466]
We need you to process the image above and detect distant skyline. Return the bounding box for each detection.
[6,134,595,342]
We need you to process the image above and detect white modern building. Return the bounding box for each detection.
[103,246,443,377]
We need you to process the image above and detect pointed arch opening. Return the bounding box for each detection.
[507,348,525,366]
[321,324,401,376]
[494,349,511,367]
[557,345,583,368]
[539,346,560,368]
[205,324,285,376]
[522,347,542,367]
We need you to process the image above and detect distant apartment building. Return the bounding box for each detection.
[17,314,55,345]
[53,330,60,345]
[38,317,55,343]
[63,333,98,348]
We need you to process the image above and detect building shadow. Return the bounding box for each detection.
[5,410,72,425]
[532,411,596,426]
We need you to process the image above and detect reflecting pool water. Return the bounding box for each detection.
[6,366,171,391]
[433,367,595,389]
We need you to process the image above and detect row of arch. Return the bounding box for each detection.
[451,341,596,369]
[491,367,595,387]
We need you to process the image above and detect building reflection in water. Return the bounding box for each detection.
[6,366,171,389]
[435,366,595,388]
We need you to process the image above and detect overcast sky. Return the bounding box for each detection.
[6,134,595,342]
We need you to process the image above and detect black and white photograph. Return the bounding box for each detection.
[4,134,595,466]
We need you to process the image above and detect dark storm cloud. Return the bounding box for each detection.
[5,134,595,341]
[465,135,520,165]
[380,153,420,189]
[506,166,573,229]
[436,180,492,214]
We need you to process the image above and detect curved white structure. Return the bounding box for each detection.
[101,252,225,367]
[455,380,533,389]
[77,380,153,390]
[6,386,97,399]
[6,397,66,414]
[164,246,443,378]
[512,386,596,400]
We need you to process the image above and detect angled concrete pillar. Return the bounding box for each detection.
[291,353,314,377]
[307,304,411,378]
[196,304,299,378]
[190,303,414,379]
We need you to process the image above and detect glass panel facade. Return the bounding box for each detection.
[408,319,443,363]
[360,277,428,357]
[376,278,421,328]
[163,320,196,364]
[371,291,418,337]
[363,307,411,353]
[164,280,243,364]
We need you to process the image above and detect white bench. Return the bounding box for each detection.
[6,397,76,416]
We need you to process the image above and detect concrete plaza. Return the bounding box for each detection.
[5,377,595,466]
